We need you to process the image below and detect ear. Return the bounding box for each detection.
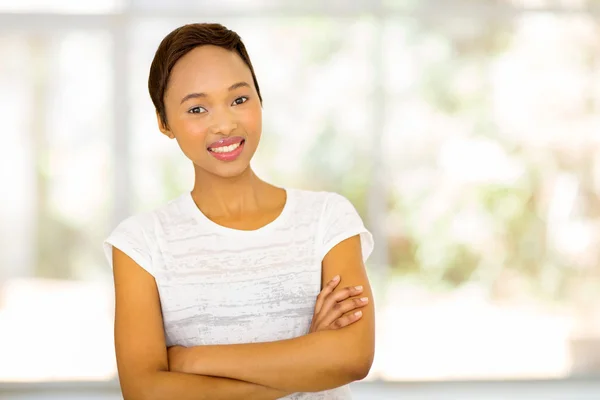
[156,111,175,139]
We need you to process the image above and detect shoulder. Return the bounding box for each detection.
[288,187,365,230]
[103,193,191,275]
[104,193,190,258]
[112,193,190,236]
[299,189,372,262]
[288,187,351,213]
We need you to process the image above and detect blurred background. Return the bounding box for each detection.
[1,0,600,399]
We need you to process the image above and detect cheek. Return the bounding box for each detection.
[173,119,209,158]
[177,119,208,143]
[240,106,262,135]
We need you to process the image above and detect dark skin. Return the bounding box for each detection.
[112,44,374,399]
[158,44,279,230]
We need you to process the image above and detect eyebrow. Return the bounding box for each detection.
[180,81,251,105]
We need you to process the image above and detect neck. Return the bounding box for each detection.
[190,164,266,218]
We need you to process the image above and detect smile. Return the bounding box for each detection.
[207,139,245,161]
[209,141,242,153]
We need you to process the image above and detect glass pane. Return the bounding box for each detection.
[384,0,600,10]
[382,13,600,380]
[0,0,122,13]
[130,0,374,13]
[0,31,116,381]
[129,17,376,214]
[507,0,600,7]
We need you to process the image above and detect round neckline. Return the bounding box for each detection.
[184,187,294,236]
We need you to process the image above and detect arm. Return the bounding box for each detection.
[112,247,291,400]
[173,235,375,393]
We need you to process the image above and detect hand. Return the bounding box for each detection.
[309,275,368,333]
[167,345,189,372]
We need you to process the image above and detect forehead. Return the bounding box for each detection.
[166,45,253,98]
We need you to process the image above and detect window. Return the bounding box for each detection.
[1,0,599,384]
[0,30,116,381]
[381,12,600,379]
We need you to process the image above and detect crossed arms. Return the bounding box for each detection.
[112,235,375,400]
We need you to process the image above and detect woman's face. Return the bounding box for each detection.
[160,45,262,179]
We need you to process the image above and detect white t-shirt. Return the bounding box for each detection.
[104,188,374,400]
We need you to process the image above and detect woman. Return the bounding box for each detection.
[104,23,375,400]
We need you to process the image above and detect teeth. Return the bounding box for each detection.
[210,142,241,153]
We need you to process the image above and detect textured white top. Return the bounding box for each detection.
[104,188,374,400]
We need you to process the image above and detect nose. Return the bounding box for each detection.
[207,107,238,136]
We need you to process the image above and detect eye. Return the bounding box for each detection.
[232,96,248,106]
[188,106,207,114]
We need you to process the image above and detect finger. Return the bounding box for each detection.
[318,285,364,319]
[329,310,364,330]
[314,275,340,314]
[330,285,364,303]
[319,296,368,328]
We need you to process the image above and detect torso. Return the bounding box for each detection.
[124,188,353,399]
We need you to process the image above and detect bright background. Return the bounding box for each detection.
[1,0,600,398]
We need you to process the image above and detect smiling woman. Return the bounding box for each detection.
[103,23,375,400]
[148,26,264,180]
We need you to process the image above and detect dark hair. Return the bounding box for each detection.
[148,23,263,128]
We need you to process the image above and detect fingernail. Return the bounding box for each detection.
[360,297,369,303]
[332,275,340,282]
[355,285,363,291]
[354,311,363,317]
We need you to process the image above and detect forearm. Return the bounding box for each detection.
[178,330,371,393]
[129,370,290,400]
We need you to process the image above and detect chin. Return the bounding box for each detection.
[209,162,252,180]
[191,144,257,180]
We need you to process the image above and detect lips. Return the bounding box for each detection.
[207,136,245,150]
[207,136,246,162]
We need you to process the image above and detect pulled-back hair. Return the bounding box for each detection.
[148,23,262,128]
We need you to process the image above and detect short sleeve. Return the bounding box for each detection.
[318,192,374,263]
[103,215,154,276]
